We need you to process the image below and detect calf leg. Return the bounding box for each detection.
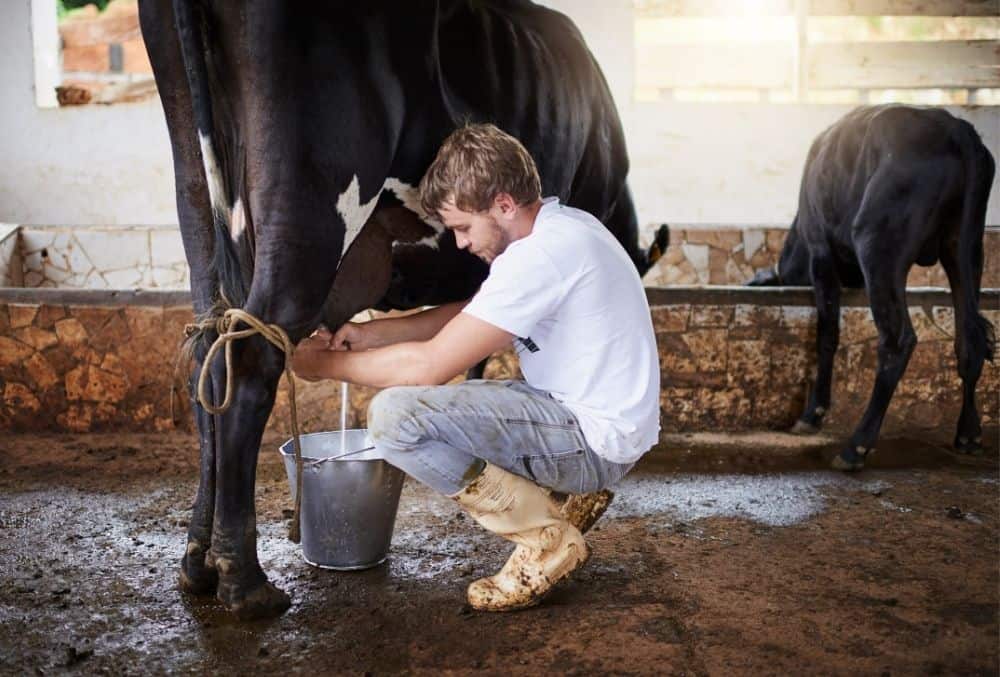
[832,277,916,471]
[940,247,994,455]
[792,254,841,434]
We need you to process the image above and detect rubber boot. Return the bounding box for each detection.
[450,463,589,611]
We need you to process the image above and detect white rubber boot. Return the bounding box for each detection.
[451,464,589,611]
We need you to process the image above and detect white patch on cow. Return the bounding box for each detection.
[381,177,445,250]
[335,176,448,262]
[336,175,382,257]
[198,132,228,216]
[230,197,246,240]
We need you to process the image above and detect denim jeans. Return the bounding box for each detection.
[367,380,634,496]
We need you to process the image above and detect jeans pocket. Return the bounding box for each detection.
[521,448,586,493]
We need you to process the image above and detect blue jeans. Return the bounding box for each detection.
[367,380,634,495]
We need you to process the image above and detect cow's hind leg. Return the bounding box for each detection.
[832,271,916,471]
[792,253,841,434]
[179,387,219,595]
[940,242,994,456]
[139,0,224,598]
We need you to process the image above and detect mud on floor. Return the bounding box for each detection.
[0,431,997,675]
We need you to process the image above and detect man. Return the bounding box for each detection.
[293,124,660,611]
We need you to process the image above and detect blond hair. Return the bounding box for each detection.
[419,123,541,216]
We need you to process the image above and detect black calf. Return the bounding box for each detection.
[749,105,995,470]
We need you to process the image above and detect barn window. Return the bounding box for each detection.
[634,0,1000,105]
[34,0,156,107]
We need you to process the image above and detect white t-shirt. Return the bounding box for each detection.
[463,197,660,464]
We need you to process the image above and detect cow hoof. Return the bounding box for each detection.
[178,543,218,596]
[830,454,864,471]
[954,436,984,457]
[220,580,291,621]
[790,419,820,435]
[831,446,872,472]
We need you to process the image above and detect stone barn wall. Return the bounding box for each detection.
[1,288,995,442]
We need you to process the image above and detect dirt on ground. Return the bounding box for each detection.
[0,430,997,675]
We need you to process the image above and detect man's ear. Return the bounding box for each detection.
[493,192,517,218]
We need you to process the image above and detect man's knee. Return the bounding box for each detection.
[368,386,425,444]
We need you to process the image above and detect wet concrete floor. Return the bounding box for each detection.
[0,430,997,675]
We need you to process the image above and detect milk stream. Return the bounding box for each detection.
[340,381,349,454]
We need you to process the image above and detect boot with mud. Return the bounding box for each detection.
[556,489,614,534]
[451,463,590,612]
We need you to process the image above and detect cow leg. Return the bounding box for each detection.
[138,0,223,597]
[208,230,339,618]
[940,246,991,456]
[792,254,841,434]
[832,277,916,471]
[178,390,219,595]
[208,334,291,620]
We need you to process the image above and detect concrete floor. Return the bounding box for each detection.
[0,431,996,675]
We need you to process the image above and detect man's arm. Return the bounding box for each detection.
[292,311,512,388]
[365,300,469,347]
[324,300,469,351]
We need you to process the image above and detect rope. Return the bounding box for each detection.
[188,308,305,544]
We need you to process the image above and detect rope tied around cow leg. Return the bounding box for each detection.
[188,307,305,544]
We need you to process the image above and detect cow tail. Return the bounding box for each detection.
[956,133,996,364]
[173,0,251,309]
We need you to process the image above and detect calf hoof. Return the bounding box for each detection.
[831,446,872,472]
[218,578,291,621]
[178,542,218,596]
[954,435,984,457]
[790,419,820,435]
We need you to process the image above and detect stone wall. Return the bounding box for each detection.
[4,227,189,290]
[1,289,995,440]
[642,226,1000,288]
[648,293,999,436]
[0,226,21,288]
[3,225,997,290]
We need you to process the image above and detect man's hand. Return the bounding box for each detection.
[330,321,376,351]
[297,326,335,352]
[292,340,339,381]
[292,327,338,381]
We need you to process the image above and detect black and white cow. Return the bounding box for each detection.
[749,105,995,470]
[139,0,667,619]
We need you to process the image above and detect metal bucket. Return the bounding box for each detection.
[279,430,405,570]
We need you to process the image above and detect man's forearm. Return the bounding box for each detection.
[368,300,468,347]
[318,341,445,387]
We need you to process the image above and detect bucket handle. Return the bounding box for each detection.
[300,445,377,467]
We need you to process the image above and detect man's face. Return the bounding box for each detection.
[438,202,511,264]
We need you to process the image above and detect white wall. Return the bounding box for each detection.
[2,0,997,231]
[629,102,1000,228]
[1,0,176,226]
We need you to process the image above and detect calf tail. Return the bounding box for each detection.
[172,0,252,309]
[956,135,996,364]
